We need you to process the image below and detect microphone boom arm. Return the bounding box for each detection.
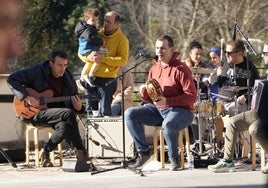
[235,24,257,56]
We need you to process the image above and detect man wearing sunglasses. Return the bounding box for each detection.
[216,39,260,116]
[208,41,268,173]
[262,42,268,68]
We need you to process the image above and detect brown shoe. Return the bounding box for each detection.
[76,150,96,170]
[40,149,53,167]
[76,150,91,161]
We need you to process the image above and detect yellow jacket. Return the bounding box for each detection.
[79,27,129,78]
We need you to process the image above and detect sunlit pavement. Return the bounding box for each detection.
[0,157,267,188]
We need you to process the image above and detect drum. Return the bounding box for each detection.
[214,116,224,149]
[215,101,225,117]
[197,100,213,117]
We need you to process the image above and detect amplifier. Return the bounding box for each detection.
[86,117,134,158]
[62,159,90,172]
[251,79,268,119]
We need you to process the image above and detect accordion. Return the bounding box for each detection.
[251,79,268,119]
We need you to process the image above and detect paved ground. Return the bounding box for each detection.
[0,156,267,188]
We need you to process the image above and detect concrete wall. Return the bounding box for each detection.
[0,74,23,149]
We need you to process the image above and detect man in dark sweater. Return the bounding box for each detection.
[7,50,92,168]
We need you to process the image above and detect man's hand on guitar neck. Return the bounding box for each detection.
[24,96,40,108]
[71,95,83,111]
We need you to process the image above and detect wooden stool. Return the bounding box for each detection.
[251,137,266,170]
[25,124,63,167]
[153,126,190,169]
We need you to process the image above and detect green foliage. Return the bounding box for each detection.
[132,91,142,106]
[11,0,267,84]
[16,0,107,72]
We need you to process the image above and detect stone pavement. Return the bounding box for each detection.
[0,157,267,188]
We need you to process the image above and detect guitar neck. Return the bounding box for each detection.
[40,96,72,105]
[25,87,98,106]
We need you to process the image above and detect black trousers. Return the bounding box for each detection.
[30,108,84,152]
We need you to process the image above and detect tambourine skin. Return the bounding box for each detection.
[146,79,163,102]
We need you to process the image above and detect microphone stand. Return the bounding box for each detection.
[91,57,152,176]
[235,24,257,56]
[0,147,17,168]
[232,65,240,115]
[235,22,258,110]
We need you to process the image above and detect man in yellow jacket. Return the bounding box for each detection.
[81,11,129,117]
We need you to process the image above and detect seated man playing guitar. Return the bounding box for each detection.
[7,50,93,168]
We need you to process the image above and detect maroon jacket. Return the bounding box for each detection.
[141,52,197,112]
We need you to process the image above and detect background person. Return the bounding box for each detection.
[217,39,260,116]
[183,40,209,143]
[111,66,134,116]
[202,47,229,149]
[75,7,106,88]
[262,41,268,76]
[125,35,197,171]
[82,11,129,117]
[184,40,209,99]
[206,47,229,99]
[7,50,92,168]
[208,42,268,173]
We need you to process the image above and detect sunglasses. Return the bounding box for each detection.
[262,52,268,57]
[225,51,238,55]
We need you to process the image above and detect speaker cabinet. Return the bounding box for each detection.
[251,79,268,119]
[62,159,90,172]
[86,117,134,158]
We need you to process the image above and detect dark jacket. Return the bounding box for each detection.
[217,56,260,102]
[7,61,85,113]
[218,57,259,87]
[75,21,100,42]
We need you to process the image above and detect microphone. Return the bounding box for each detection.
[232,17,237,41]
[88,137,100,146]
[139,50,158,60]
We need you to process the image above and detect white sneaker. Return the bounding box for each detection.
[207,159,235,173]
[262,163,268,174]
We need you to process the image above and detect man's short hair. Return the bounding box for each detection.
[227,39,245,53]
[106,11,121,23]
[189,40,203,51]
[157,35,174,48]
[50,50,68,62]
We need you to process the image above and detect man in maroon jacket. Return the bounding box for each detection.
[125,35,197,171]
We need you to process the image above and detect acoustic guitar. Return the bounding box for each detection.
[13,88,100,119]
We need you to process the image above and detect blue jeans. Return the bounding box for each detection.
[111,103,121,116]
[85,77,117,116]
[125,103,194,158]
